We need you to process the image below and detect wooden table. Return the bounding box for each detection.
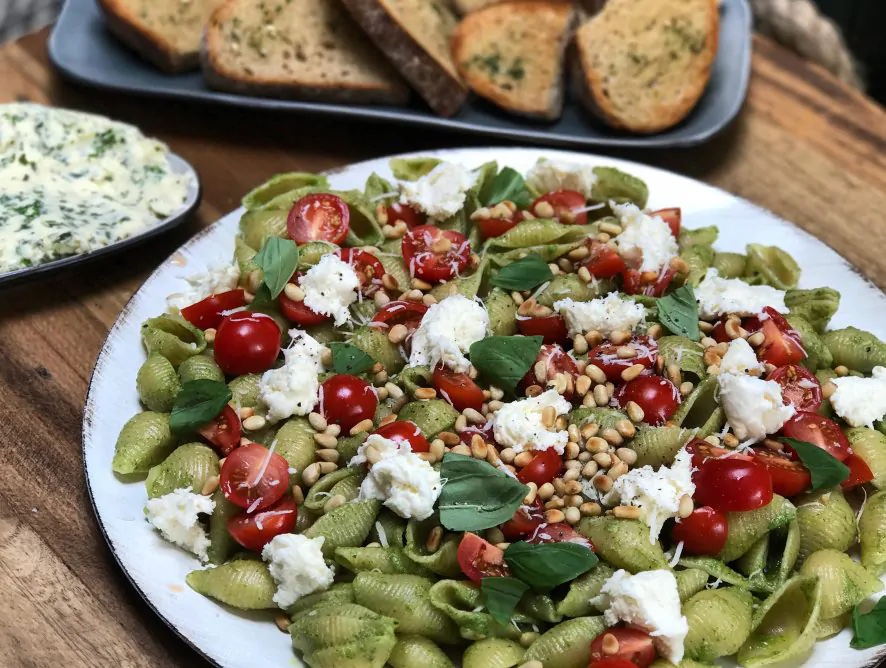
[0,26,884,667]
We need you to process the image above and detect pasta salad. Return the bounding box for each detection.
[112,156,886,668]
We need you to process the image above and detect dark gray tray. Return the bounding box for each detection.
[49,0,751,149]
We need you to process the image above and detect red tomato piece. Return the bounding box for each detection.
[459,423,496,446]
[433,365,485,412]
[319,375,378,433]
[457,533,510,582]
[650,207,682,237]
[517,314,569,345]
[519,344,579,399]
[781,411,852,461]
[709,320,732,344]
[842,453,875,490]
[401,225,471,283]
[671,506,729,556]
[385,202,424,229]
[227,495,297,552]
[500,501,546,540]
[622,267,675,297]
[370,301,429,344]
[531,190,588,225]
[287,193,350,245]
[768,365,823,412]
[750,447,812,497]
[589,659,643,668]
[477,216,519,240]
[278,292,329,326]
[589,627,657,668]
[614,376,681,426]
[181,289,247,330]
[517,448,563,487]
[214,311,282,376]
[220,443,290,511]
[580,240,627,279]
[745,307,806,367]
[197,404,242,456]
[587,336,657,383]
[685,437,753,468]
[372,419,430,453]
[337,248,386,296]
[693,457,774,512]
[530,522,594,550]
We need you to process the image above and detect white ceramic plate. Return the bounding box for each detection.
[83,147,886,668]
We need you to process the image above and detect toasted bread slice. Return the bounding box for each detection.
[202,0,409,104]
[98,0,225,72]
[452,2,575,120]
[573,0,719,133]
[340,0,468,117]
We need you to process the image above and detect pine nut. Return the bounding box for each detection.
[315,448,339,463]
[582,461,599,478]
[621,363,646,382]
[585,330,604,347]
[381,273,399,291]
[499,447,516,463]
[723,433,740,448]
[302,463,321,487]
[471,436,488,460]
[414,387,437,400]
[563,468,581,482]
[615,419,636,439]
[238,407,255,421]
[534,201,555,218]
[609,330,631,345]
[438,431,460,446]
[835,365,849,376]
[283,283,305,302]
[586,436,609,453]
[314,432,338,448]
[514,451,534,468]
[538,482,556,500]
[275,613,291,633]
[698,320,714,333]
[565,459,582,471]
[430,439,446,460]
[646,323,663,340]
[615,447,637,465]
[486,444,501,465]
[593,474,613,493]
[568,245,590,260]
[701,336,718,348]
[545,509,566,524]
[580,502,602,516]
[585,364,607,384]
[320,347,333,367]
[425,525,443,553]
[204,328,216,344]
[451,444,471,456]
[593,384,609,406]
[374,291,390,308]
[748,331,765,347]
[201,475,220,495]
[350,418,374,435]
[580,422,600,440]
[563,480,583,495]
[308,412,327,431]
[402,289,424,301]
[417,451,436,463]
[601,633,620,656]
[325,424,341,437]
[464,408,485,424]
[599,221,623,236]
[545,497,565,510]
[388,323,408,344]
[593,452,612,468]
[324,494,346,513]
[572,335,589,356]
[578,451,591,463]
[242,415,266,431]
[431,236,453,253]
[613,505,641,519]
[822,381,836,399]
[616,345,638,359]
[564,507,581,525]
[523,482,538,505]
[540,405,556,429]
[565,441,580,460]
[455,415,468,432]
[411,277,432,291]
[601,428,623,446]
[576,265,592,283]
[669,256,689,274]
[608,462,629,480]
[679,494,694,518]
[680,381,694,396]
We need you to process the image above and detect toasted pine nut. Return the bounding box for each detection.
[291,485,304,505]
[464,408,485,424]
[414,387,437,400]
[538,482,556,500]
[582,461,599,478]
[315,448,339,463]
[615,419,636,439]
[593,384,609,406]
[646,323,663,340]
[565,441,580,460]
[314,432,338,448]
[621,363,646,382]
[609,329,631,345]
[387,323,409,344]
[308,411,327,431]
[471,436,488,460]
[616,345,638,359]
[580,422,600,440]
[601,633,620,656]
[350,418,374,435]
[593,474,613,493]
[593,452,612,468]
[580,501,602,516]
[242,415,266,431]
[523,482,538,505]
[514,451,534,468]
[283,283,305,302]
[822,381,837,399]
[608,462,629,480]
[586,436,609,453]
[564,506,581,525]
[451,444,471,456]
[679,494,694,518]
[545,508,566,524]
[275,613,291,633]
[201,475,220,496]
[601,428,623,446]
[563,468,581,482]
[723,433,740,448]
[613,505,641,519]
[324,494,346,513]
[615,447,637,465]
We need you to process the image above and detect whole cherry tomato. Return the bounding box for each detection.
[614,376,681,426]
[214,311,281,375]
[401,225,471,283]
[517,448,562,487]
[432,365,485,412]
[287,193,350,245]
[227,495,297,552]
[457,533,509,582]
[372,420,430,453]
[693,457,774,512]
[768,365,822,412]
[671,506,729,556]
[589,627,656,668]
[220,443,290,511]
[181,289,246,330]
[319,374,378,432]
[781,411,851,461]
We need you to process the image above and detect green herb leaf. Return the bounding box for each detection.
[438,453,528,531]
[481,577,529,627]
[469,335,543,396]
[656,285,700,340]
[483,167,532,209]
[248,283,274,311]
[504,541,598,592]
[490,254,554,291]
[780,437,850,492]
[330,342,375,375]
[852,597,886,649]
[170,380,232,433]
[254,237,299,299]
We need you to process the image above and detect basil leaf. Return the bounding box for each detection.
[469,335,543,396]
[781,437,850,491]
[852,597,886,649]
[481,577,529,627]
[330,342,375,375]
[438,453,528,531]
[248,283,274,311]
[504,541,598,592]
[483,167,532,209]
[170,380,232,433]
[490,254,553,292]
[254,237,299,299]
[657,285,700,340]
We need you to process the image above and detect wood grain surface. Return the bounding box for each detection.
[0,26,884,668]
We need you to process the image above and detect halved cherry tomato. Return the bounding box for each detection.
[197,405,241,455]
[782,411,852,461]
[531,190,588,225]
[587,336,657,383]
[319,374,378,432]
[227,495,297,552]
[500,501,546,540]
[693,457,774,512]
[768,364,822,412]
[385,202,424,229]
[181,289,247,330]
[517,448,562,487]
[750,447,811,497]
[580,240,627,279]
[709,319,732,344]
[589,659,642,668]
[477,216,519,239]
[337,248,385,296]
[530,522,594,549]
[373,419,430,453]
[671,506,729,556]
[459,423,496,446]
[370,300,429,348]
[517,314,569,345]
[589,627,656,668]
[220,443,290,511]
[614,376,680,426]
[520,344,579,398]
[622,267,675,297]
[650,207,682,237]
[686,437,753,467]
[457,533,509,582]
[279,291,329,326]
[401,225,471,283]
[745,307,806,367]
[842,453,875,490]
[433,365,485,412]
[214,311,282,376]
[287,193,350,245]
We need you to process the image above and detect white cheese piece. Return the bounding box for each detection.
[260,329,325,422]
[492,389,571,454]
[695,268,787,319]
[831,366,886,428]
[553,293,646,337]
[611,203,679,273]
[358,441,442,520]
[144,488,215,562]
[261,533,335,609]
[349,433,401,467]
[409,294,489,373]
[298,253,360,326]
[718,338,765,375]
[166,263,241,312]
[399,161,476,220]
[718,372,795,443]
[524,158,597,198]
[603,448,695,543]
[592,569,688,664]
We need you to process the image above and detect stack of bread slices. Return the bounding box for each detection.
[98,0,719,133]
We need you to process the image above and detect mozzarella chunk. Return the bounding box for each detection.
[399,161,476,220]
[349,433,402,467]
[262,533,335,609]
[492,389,571,454]
[144,488,215,562]
[409,295,489,373]
[718,338,765,375]
[592,569,688,664]
[611,203,678,273]
[695,268,787,319]
[298,253,360,326]
[166,263,240,312]
[603,448,695,543]
[358,441,442,520]
[525,158,597,198]
[831,366,886,427]
[718,372,795,443]
[260,329,325,422]
[553,293,646,337]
